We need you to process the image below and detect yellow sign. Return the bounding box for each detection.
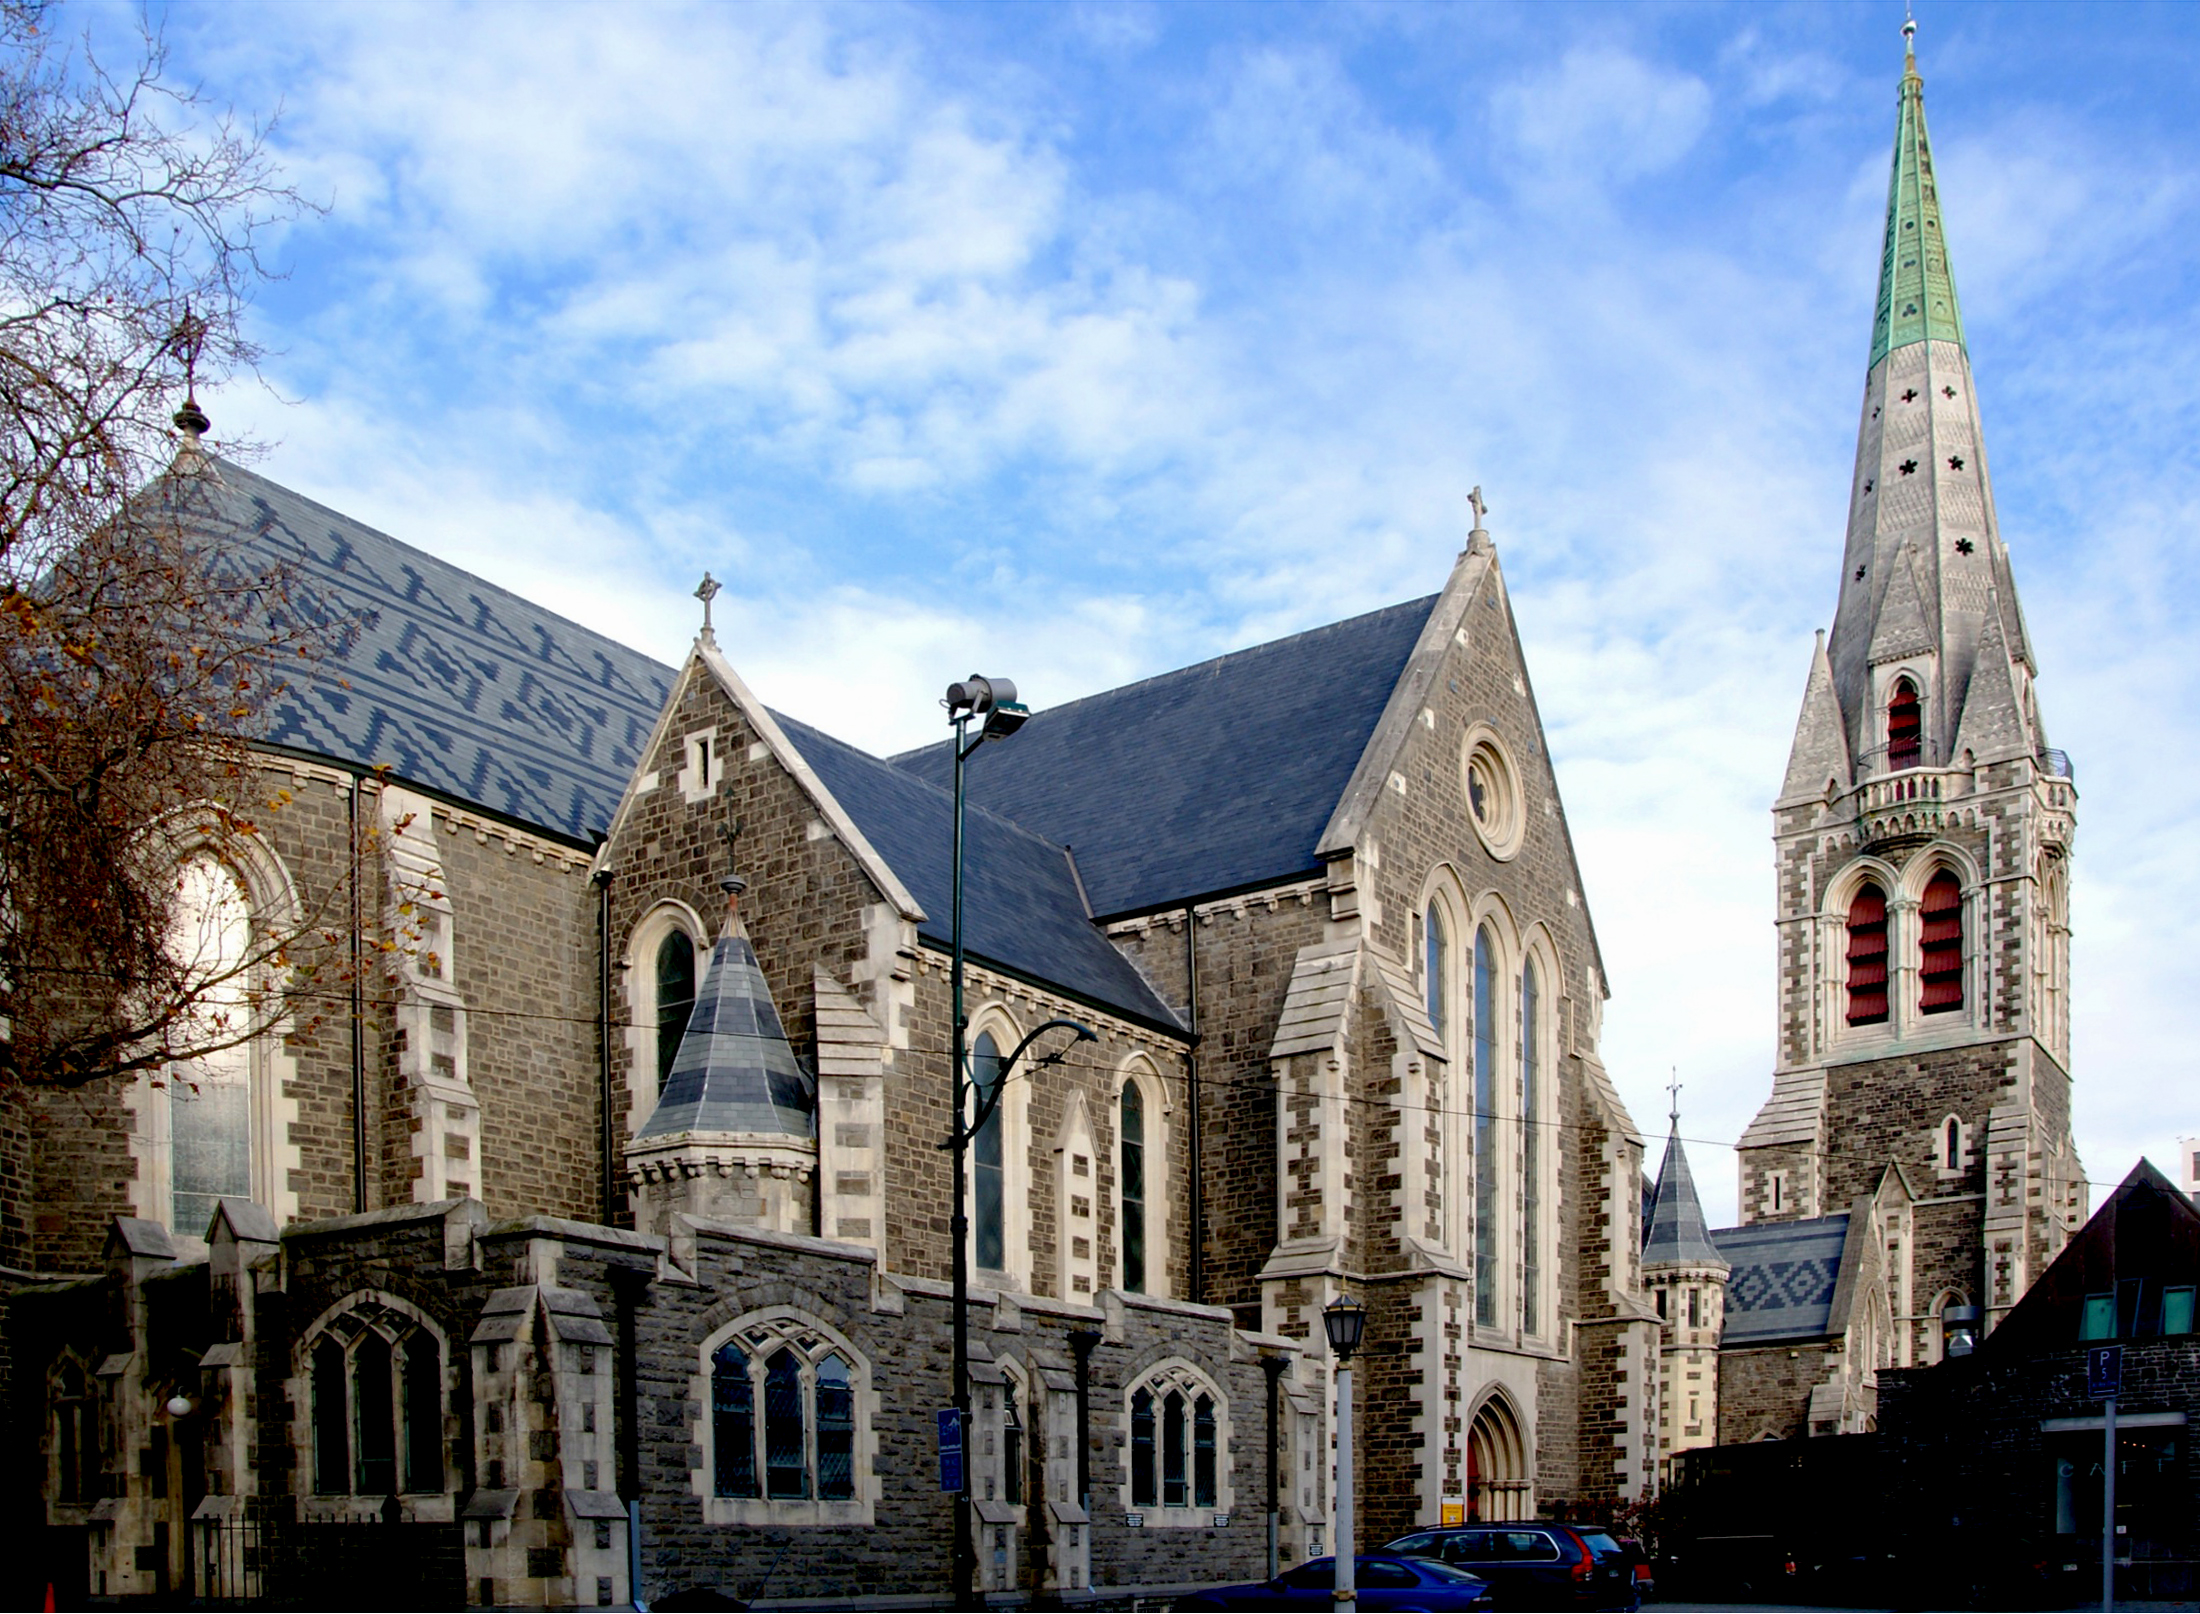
[1441,1499,1466,1526]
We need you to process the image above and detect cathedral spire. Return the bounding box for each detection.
[1814,24,2042,782]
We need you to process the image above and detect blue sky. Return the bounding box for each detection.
[125,1,2199,1224]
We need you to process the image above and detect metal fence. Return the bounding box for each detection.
[191,1517,463,1609]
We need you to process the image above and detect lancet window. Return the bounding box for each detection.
[1919,870,1964,1014]
[1887,677,1922,771]
[1845,883,1890,1026]
[1125,1363,1225,1517]
[306,1303,445,1498]
[1521,957,1542,1331]
[1473,925,1499,1327]
[1120,1080,1146,1294]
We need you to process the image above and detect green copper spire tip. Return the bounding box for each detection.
[1869,17,1966,368]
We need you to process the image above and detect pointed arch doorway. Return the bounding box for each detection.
[1466,1393,1531,1522]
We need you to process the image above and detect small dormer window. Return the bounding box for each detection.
[1887,678,1922,770]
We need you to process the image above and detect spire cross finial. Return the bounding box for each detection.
[1903,9,1917,60]
[1468,486,1488,531]
[694,573,721,641]
[1667,1067,1682,1131]
[170,305,211,445]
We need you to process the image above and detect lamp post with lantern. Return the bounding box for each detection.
[1324,1293,1367,1614]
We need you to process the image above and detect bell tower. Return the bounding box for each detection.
[1737,22,2085,1352]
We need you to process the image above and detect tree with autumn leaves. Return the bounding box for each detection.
[0,1,355,1093]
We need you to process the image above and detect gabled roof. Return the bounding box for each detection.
[193,459,674,843]
[1714,1214,1851,1344]
[890,597,1439,918]
[1644,1128,1727,1270]
[638,915,815,1140]
[775,714,1182,1032]
[1984,1159,2200,1359]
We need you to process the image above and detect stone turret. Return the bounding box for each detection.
[626,873,817,1235]
[1642,1121,1727,1472]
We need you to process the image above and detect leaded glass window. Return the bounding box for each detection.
[169,855,253,1236]
[711,1341,758,1498]
[1120,1081,1146,1294]
[817,1353,855,1500]
[1162,1391,1187,1507]
[764,1349,807,1499]
[1473,927,1498,1327]
[973,1031,1005,1272]
[1131,1388,1155,1507]
[351,1331,395,1496]
[1521,958,1540,1331]
[1193,1394,1216,1508]
[655,928,696,1093]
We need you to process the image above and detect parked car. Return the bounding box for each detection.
[1176,1553,1495,1611]
[1381,1524,1638,1610]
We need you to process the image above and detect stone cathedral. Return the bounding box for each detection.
[1643,27,2087,1456]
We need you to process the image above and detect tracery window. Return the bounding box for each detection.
[973,1030,1005,1272]
[1473,926,1499,1327]
[655,929,697,1091]
[306,1302,445,1498]
[1120,1080,1146,1294]
[1919,870,1964,1014]
[1125,1364,1225,1517]
[706,1315,864,1509]
[1887,677,1922,771]
[1520,957,1541,1331]
[1845,883,1890,1026]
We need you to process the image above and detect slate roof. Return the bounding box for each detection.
[890,597,1440,918]
[637,921,815,1139]
[1713,1215,1850,1344]
[1643,1128,1727,1269]
[773,714,1182,1031]
[189,459,674,843]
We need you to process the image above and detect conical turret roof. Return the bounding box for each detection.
[1643,1125,1727,1270]
[635,886,814,1140]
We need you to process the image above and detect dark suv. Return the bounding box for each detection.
[1383,1524,1638,1610]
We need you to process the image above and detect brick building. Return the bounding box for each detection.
[2,406,1656,1595]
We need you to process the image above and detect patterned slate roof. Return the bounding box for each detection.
[1644,1128,1727,1269]
[637,923,815,1139]
[891,597,1440,918]
[1712,1215,1851,1344]
[193,459,674,843]
[773,714,1182,1031]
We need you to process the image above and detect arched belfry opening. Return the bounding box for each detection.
[1465,1393,1530,1522]
[1886,677,1922,771]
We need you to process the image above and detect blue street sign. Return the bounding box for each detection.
[2087,1344,2122,1400]
[937,1408,965,1493]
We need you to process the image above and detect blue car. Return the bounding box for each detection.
[1178,1553,1495,1611]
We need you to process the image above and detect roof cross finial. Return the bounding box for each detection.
[169,304,211,451]
[718,818,748,925]
[1465,485,1493,556]
[1667,1066,1682,1132]
[694,573,721,644]
[1903,7,1917,63]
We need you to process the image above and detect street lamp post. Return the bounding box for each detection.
[1324,1294,1367,1614]
[943,675,1094,1607]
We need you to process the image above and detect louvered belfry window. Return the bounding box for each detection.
[1887,678,1922,771]
[1846,883,1890,1025]
[1919,870,1965,1013]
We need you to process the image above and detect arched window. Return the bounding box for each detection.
[1520,957,1541,1331]
[1472,926,1499,1327]
[972,1031,1006,1272]
[1846,883,1890,1025]
[1122,1363,1230,1523]
[1944,1117,1962,1171]
[1120,1081,1146,1294]
[654,929,697,1093]
[1130,1388,1156,1507]
[1887,678,1922,771]
[306,1304,447,1500]
[711,1342,758,1498]
[764,1349,807,1499]
[1919,870,1964,1014]
[704,1316,871,1516]
[168,854,254,1236]
[1424,902,1448,1040]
